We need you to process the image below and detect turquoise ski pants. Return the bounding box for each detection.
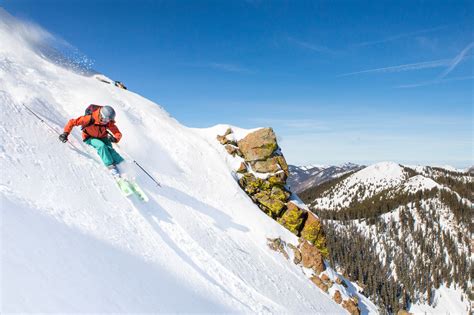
[85,138,124,167]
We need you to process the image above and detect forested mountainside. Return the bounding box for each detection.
[300,162,473,314]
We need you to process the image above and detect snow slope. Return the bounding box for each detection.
[0,10,356,313]
[312,162,407,209]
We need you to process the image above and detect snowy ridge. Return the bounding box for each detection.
[0,10,363,313]
[312,162,407,210]
[401,175,441,193]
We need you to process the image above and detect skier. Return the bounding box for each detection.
[58,105,124,177]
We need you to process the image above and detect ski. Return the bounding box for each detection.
[116,177,134,197]
[115,176,148,202]
[127,180,149,202]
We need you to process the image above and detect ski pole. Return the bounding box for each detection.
[114,143,161,187]
[22,103,81,151]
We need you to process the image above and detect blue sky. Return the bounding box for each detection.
[3,0,473,167]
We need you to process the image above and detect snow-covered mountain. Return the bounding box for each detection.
[0,10,379,314]
[288,163,363,193]
[300,162,473,314]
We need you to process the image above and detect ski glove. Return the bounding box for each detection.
[59,132,69,143]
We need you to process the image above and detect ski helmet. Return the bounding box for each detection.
[100,106,116,122]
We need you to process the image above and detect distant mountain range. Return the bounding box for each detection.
[288,163,364,193]
[294,162,473,313]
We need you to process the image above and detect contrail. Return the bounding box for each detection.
[337,59,451,77]
[438,42,474,79]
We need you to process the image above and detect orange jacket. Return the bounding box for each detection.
[64,109,122,142]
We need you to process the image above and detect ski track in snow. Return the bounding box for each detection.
[0,11,353,314]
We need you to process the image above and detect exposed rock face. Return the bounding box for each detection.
[342,299,360,315]
[300,240,326,273]
[250,155,289,174]
[237,128,278,161]
[277,202,304,234]
[301,212,328,257]
[333,290,342,304]
[254,191,286,218]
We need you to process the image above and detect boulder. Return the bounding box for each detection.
[271,186,290,202]
[238,173,262,195]
[301,212,328,257]
[310,276,328,292]
[277,202,305,234]
[321,273,330,283]
[237,128,278,161]
[333,290,342,304]
[236,162,247,173]
[300,240,325,273]
[397,310,412,315]
[342,299,360,315]
[250,157,281,173]
[248,155,288,175]
[254,191,285,218]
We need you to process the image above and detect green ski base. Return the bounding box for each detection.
[116,177,149,202]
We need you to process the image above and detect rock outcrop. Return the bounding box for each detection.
[217,127,334,299]
[333,290,342,304]
[217,127,328,258]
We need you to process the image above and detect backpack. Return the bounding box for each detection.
[81,104,102,130]
[85,104,102,116]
